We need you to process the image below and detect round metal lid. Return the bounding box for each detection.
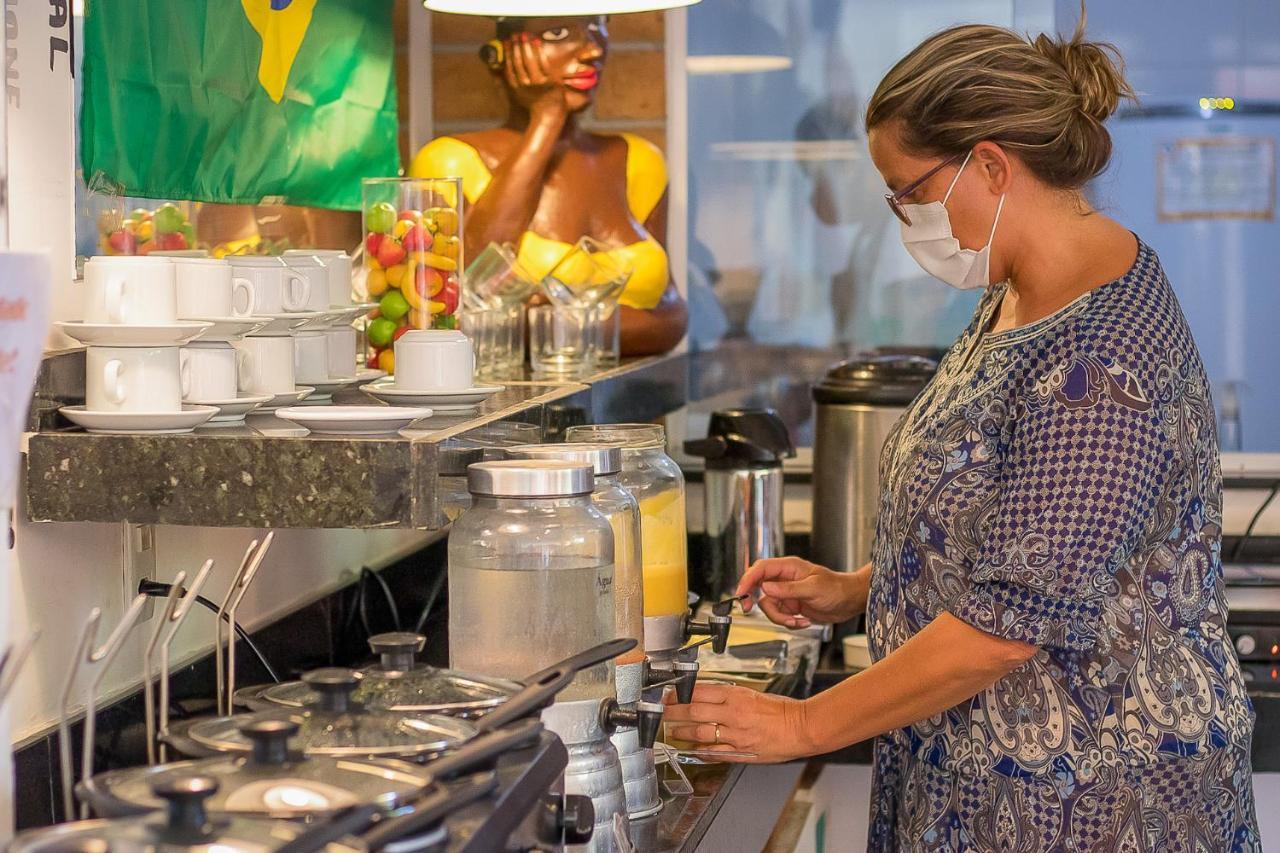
[86,720,429,820]
[185,670,477,759]
[466,460,594,498]
[506,443,624,477]
[257,634,520,715]
[812,355,938,406]
[564,424,666,450]
[11,774,364,853]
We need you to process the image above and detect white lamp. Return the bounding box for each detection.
[424,0,700,14]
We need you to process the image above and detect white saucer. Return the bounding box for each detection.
[257,387,316,410]
[298,374,365,400]
[186,393,274,425]
[56,321,212,347]
[321,303,379,327]
[361,382,503,411]
[59,404,218,434]
[353,368,386,386]
[272,405,434,435]
[255,314,323,336]
[186,316,270,341]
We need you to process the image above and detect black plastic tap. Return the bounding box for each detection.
[683,613,731,654]
[600,699,664,749]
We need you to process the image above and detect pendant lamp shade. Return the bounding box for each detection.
[424,0,700,14]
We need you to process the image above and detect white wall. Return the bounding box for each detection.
[8,497,434,744]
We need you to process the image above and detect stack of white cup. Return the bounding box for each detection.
[80,256,196,417]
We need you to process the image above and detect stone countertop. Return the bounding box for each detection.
[23,354,689,530]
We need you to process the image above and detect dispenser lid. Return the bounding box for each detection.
[11,774,364,853]
[467,460,595,498]
[88,719,431,819]
[812,355,938,406]
[683,408,795,469]
[185,669,477,759]
[505,443,624,477]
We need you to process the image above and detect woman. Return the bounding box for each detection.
[410,16,687,356]
[664,19,1260,851]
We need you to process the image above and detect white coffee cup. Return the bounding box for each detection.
[323,326,358,379]
[281,254,331,313]
[83,256,177,326]
[393,330,474,392]
[293,331,330,384]
[180,342,239,401]
[285,249,353,308]
[226,257,311,315]
[174,257,255,319]
[86,346,187,413]
[233,335,296,395]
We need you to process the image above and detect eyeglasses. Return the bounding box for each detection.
[884,152,965,226]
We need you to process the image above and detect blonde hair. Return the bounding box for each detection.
[865,9,1134,189]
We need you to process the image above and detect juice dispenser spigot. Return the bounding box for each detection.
[600,699,664,750]
[683,613,731,654]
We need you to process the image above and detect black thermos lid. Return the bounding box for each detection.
[684,408,795,469]
[812,354,938,406]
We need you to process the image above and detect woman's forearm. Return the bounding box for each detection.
[464,117,562,251]
[796,613,1037,756]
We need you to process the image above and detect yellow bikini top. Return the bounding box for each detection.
[409,133,670,310]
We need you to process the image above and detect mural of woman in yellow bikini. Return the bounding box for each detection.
[410,15,687,357]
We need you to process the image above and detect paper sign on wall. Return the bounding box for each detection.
[1157,137,1276,222]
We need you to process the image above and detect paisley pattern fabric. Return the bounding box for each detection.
[866,241,1259,851]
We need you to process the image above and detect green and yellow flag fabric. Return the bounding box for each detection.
[80,0,399,210]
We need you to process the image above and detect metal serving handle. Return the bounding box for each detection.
[57,594,151,820]
[153,559,215,764]
[142,570,189,765]
[215,533,273,715]
[273,721,542,853]
[475,637,637,734]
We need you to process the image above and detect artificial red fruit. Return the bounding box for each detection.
[156,232,188,251]
[393,324,412,341]
[107,229,136,254]
[367,351,382,370]
[400,224,433,253]
[413,266,445,299]
[376,239,407,269]
[438,283,459,315]
[365,232,385,257]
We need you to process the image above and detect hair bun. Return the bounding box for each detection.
[1032,32,1133,123]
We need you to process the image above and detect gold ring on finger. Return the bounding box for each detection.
[714,723,721,744]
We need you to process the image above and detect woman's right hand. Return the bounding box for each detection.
[502,34,569,128]
[736,557,865,628]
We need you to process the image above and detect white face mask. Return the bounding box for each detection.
[898,151,1006,290]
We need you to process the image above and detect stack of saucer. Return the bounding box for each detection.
[363,330,502,413]
[57,256,217,434]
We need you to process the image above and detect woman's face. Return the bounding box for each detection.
[502,16,609,113]
[868,119,1005,254]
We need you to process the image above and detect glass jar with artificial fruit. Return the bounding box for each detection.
[96,200,199,256]
[361,177,463,376]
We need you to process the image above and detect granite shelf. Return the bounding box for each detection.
[23,354,689,530]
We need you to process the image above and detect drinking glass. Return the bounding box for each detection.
[465,242,538,307]
[591,304,622,368]
[529,304,594,376]
[541,237,632,309]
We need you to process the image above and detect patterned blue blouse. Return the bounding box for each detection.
[866,241,1260,851]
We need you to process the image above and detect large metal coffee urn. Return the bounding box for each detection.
[811,355,937,573]
[685,409,795,601]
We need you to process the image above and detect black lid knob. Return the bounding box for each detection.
[301,668,361,713]
[684,408,794,469]
[562,795,595,845]
[239,718,299,766]
[152,774,218,831]
[368,632,425,672]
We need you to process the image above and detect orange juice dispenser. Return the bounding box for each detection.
[565,425,731,700]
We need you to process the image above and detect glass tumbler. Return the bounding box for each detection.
[529,304,594,376]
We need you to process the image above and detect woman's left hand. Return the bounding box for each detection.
[661,683,813,764]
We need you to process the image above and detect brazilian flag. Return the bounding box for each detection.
[80,0,399,210]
